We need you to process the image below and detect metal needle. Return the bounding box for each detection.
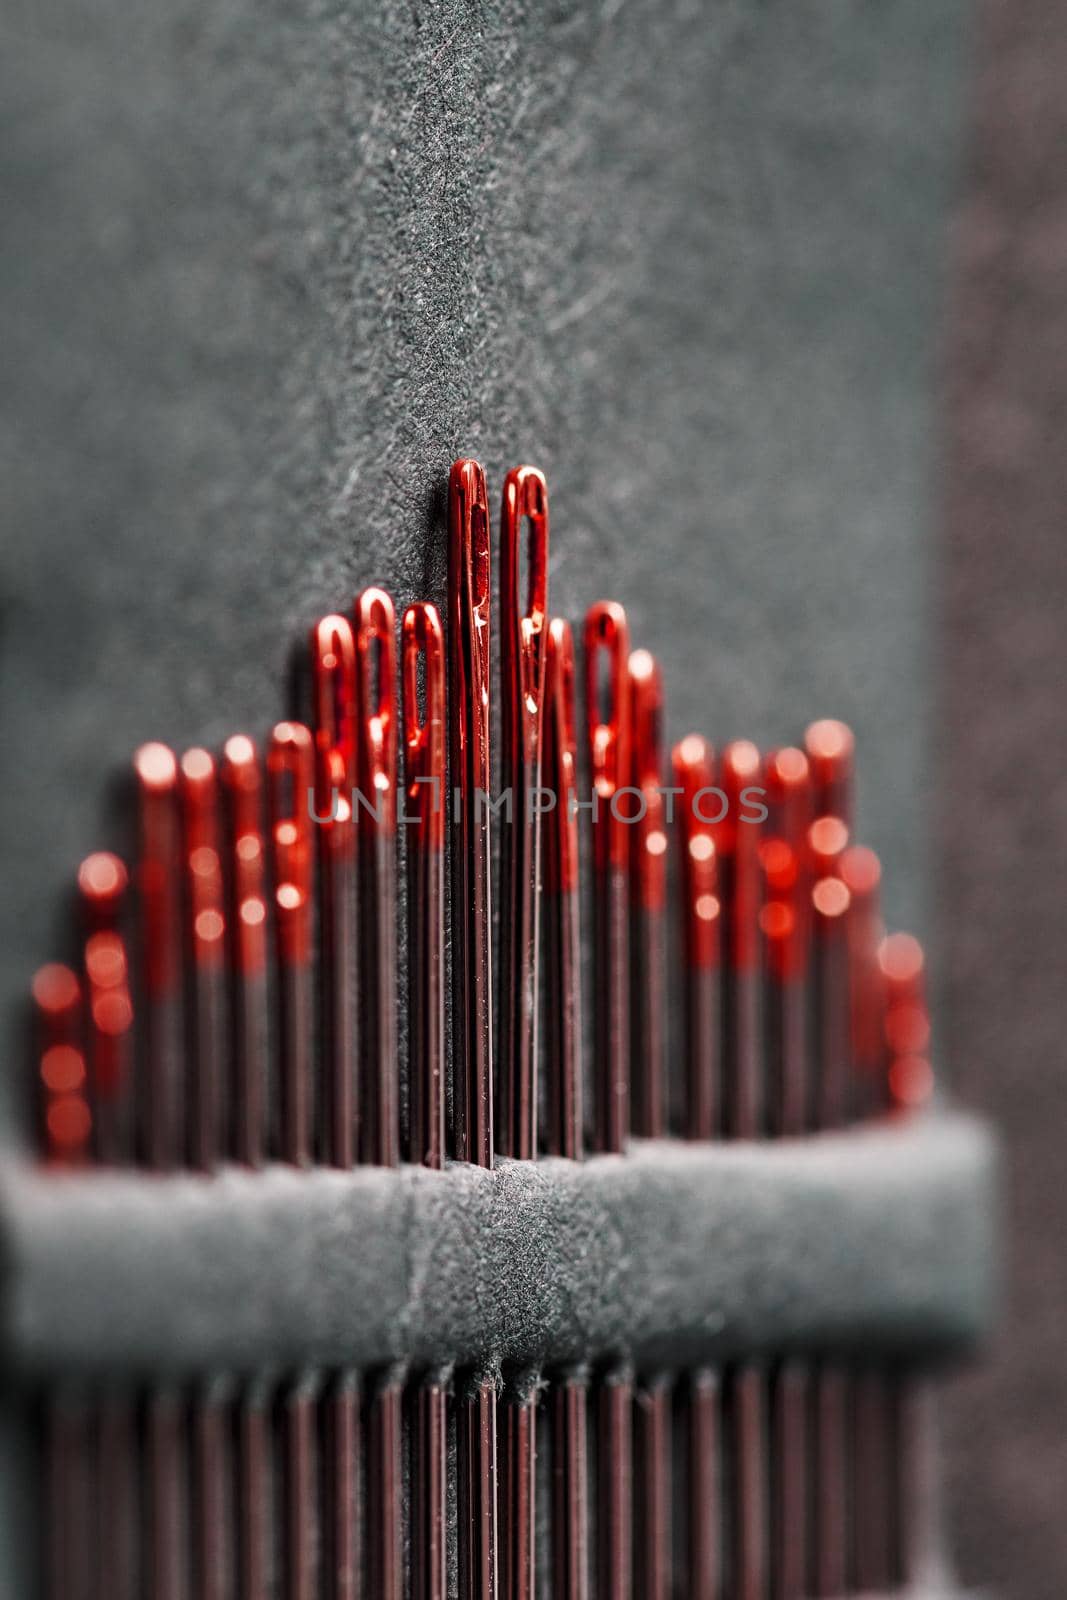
[77,852,134,1166]
[543,619,583,1163]
[311,614,358,1169]
[543,616,589,1600]
[449,460,498,1600]
[672,736,720,1144]
[628,649,667,1140]
[584,600,632,1156]
[32,966,94,1600]
[448,458,494,1169]
[720,740,767,1600]
[180,749,233,1600]
[404,602,448,1600]
[584,602,634,1600]
[761,748,813,1600]
[221,736,269,1168]
[497,468,548,1600]
[223,735,276,1600]
[355,587,402,1600]
[133,743,189,1600]
[268,721,315,1167]
[497,465,548,1160]
[673,735,721,1600]
[805,719,855,1600]
[79,850,150,1600]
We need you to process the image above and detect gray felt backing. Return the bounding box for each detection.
[1,1114,996,1383]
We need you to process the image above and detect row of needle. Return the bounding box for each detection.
[32,456,935,1600]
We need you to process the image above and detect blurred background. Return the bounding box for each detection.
[941,4,1067,1594]
[1,0,1065,1592]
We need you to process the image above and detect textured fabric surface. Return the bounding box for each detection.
[1,1117,997,1381]
[0,5,979,1590]
[940,3,1067,1595]
[0,1,967,1142]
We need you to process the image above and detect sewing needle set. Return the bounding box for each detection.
[32,457,934,1600]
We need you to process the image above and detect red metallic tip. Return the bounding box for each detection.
[403,603,445,852]
[629,650,662,791]
[807,814,850,879]
[500,465,549,763]
[84,932,129,995]
[78,850,134,1119]
[584,600,632,869]
[879,933,931,1053]
[354,588,398,837]
[180,749,226,967]
[449,459,494,1169]
[839,844,881,901]
[880,933,933,1110]
[544,618,579,894]
[84,930,134,1081]
[629,649,667,911]
[720,740,764,971]
[879,930,924,987]
[448,457,492,786]
[760,748,813,980]
[222,735,261,832]
[887,1055,934,1110]
[812,875,850,920]
[310,613,357,805]
[840,845,887,1084]
[76,852,128,929]
[32,962,81,1024]
[134,740,178,793]
[450,458,492,597]
[804,718,855,826]
[33,963,91,1162]
[267,722,314,965]
[223,736,267,977]
[765,748,811,838]
[672,735,720,971]
[809,813,851,916]
[717,738,761,847]
[134,742,181,998]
